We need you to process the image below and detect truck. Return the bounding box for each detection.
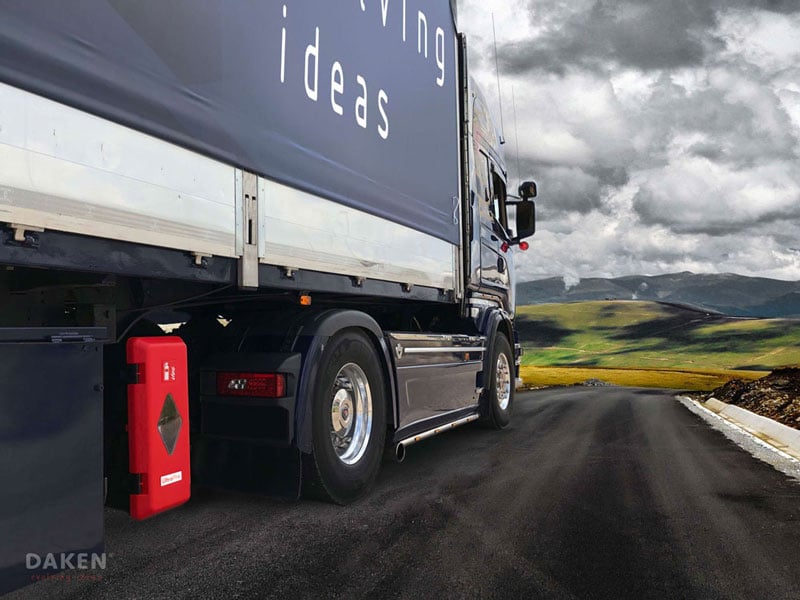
[0,0,536,592]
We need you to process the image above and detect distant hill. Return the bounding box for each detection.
[517,272,800,317]
[516,300,800,372]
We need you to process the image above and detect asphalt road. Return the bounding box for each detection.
[9,387,800,600]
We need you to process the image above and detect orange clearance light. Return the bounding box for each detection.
[217,372,286,398]
[299,294,312,306]
[519,241,530,251]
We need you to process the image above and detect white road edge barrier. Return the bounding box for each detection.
[679,395,800,463]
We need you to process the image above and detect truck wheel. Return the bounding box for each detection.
[302,330,386,504]
[482,333,514,430]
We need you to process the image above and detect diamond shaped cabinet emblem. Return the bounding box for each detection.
[157,393,183,455]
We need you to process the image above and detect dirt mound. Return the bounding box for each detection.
[703,368,800,430]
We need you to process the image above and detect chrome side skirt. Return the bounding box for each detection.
[390,413,480,462]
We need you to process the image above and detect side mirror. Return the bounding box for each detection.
[515,200,535,241]
[518,181,537,200]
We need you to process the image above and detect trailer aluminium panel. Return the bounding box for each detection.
[0,0,462,294]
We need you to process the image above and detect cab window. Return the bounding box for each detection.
[490,167,508,233]
[475,148,511,239]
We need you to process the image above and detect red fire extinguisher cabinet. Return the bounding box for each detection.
[127,336,191,520]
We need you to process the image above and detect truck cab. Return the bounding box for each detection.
[466,78,536,316]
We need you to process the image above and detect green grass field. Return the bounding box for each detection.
[516,300,800,390]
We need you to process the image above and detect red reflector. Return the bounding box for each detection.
[519,241,530,251]
[217,372,286,398]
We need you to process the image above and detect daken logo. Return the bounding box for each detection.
[26,553,107,571]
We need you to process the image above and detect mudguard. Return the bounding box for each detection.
[289,310,397,454]
[478,309,514,390]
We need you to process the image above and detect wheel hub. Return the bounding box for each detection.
[331,389,354,436]
[328,363,373,465]
[496,353,511,411]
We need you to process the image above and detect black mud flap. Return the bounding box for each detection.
[192,438,302,500]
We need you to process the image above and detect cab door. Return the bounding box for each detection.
[475,151,511,293]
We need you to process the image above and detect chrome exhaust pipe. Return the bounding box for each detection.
[390,414,480,463]
[395,442,407,463]
[384,440,407,463]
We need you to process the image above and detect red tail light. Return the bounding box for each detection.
[217,372,287,398]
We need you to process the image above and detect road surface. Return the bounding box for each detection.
[9,387,800,599]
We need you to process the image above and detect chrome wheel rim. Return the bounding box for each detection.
[496,352,511,411]
[330,363,373,465]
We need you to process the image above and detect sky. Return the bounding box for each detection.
[458,0,800,284]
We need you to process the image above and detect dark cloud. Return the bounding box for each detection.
[747,0,800,14]
[641,75,800,167]
[689,141,725,161]
[504,1,716,75]
[611,2,718,70]
[588,164,630,188]
[503,0,800,76]
[631,188,742,235]
[528,163,604,215]
[632,186,800,236]
[523,162,630,218]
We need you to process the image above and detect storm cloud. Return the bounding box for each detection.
[459,0,800,281]
[502,0,800,75]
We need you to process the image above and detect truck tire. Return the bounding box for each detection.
[302,330,386,504]
[481,333,514,430]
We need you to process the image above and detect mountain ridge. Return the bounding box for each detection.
[517,272,800,317]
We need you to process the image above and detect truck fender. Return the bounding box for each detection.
[290,310,397,454]
[479,310,514,390]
